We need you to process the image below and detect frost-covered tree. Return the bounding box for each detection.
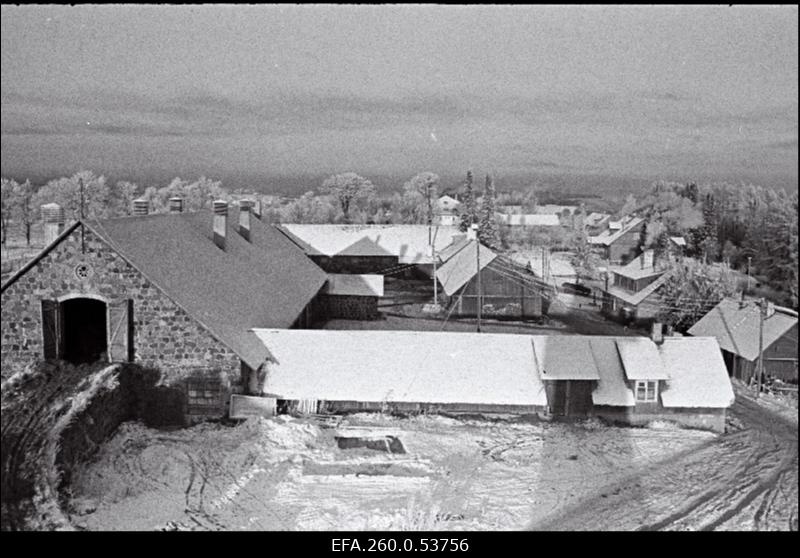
[458,170,477,232]
[478,174,500,249]
[320,172,375,224]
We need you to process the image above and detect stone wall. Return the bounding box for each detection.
[0,225,240,420]
[321,294,380,320]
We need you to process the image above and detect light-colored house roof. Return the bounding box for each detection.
[253,329,548,407]
[687,298,798,362]
[589,338,635,407]
[669,236,687,247]
[532,336,602,380]
[585,212,611,227]
[658,337,735,408]
[615,338,670,380]
[251,331,734,410]
[604,274,669,307]
[610,251,666,280]
[435,239,497,296]
[437,195,461,212]
[278,224,461,264]
[324,274,384,297]
[534,204,578,216]
[436,234,470,263]
[588,216,645,246]
[496,213,561,227]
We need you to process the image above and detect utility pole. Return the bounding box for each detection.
[79,176,86,254]
[756,297,766,397]
[747,256,752,294]
[473,223,481,333]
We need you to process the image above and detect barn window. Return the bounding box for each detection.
[635,380,658,403]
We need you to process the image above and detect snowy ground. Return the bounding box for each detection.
[66,394,798,531]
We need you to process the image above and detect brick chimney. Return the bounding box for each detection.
[251,199,262,220]
[41,203,65,246]
[213,200,228,250]
[133,198,149,216]
[169,197,184,214]
[238,200,253,242]
[641,249,654,270]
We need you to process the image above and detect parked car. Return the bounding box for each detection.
[561,282,592,296]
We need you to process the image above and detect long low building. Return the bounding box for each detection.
[251,329,735,432]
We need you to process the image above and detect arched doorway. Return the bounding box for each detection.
[60,297,108,364]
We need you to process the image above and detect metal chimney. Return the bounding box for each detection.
[41,203,65,246]
[213,200,228,250]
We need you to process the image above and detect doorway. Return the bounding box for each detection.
[61,298,108,364]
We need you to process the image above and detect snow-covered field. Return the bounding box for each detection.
[64,401,797,531]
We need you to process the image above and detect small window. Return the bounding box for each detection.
[635,380,658,403]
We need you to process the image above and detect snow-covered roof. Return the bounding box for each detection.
[532,336,601,380]
[278,224,461,264]
[610,251,666,280]
[324,274,384,297]
[252,331,734,410]
[437,195,461,211]
[587,216,645,246]
[253,329,547,407]
[615,338,670,380]
[604,274,669,307]
[658,337,735,408]
[534,204,578,216]
[687,298,798,361]
[495,213,561,227]
[669,236,687,247]
[435,240,497,296]
[589,338,635,407]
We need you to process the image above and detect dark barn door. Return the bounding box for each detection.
[41,299,62,361]
[61,298,108,365]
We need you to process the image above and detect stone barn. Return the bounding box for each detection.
[0,200,328,424]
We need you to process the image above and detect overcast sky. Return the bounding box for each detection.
[1,4,797,188]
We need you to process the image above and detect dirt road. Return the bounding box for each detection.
[530,390,798,531]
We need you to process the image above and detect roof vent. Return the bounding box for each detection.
[133,198,149,216]
[41,203,65,246]
[169,197,184,214]
[213,199,228,250]
[238,200,253,242]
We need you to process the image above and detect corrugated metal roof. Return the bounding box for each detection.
[658,337,735,408]
[532,336,601,380]
[253,329,548,406]
[325,274,384,297]
[435,240,497,296]
[616,338,670,380]
[278,224,461,264]
[687,298,798,361]
[90,209,327,369]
